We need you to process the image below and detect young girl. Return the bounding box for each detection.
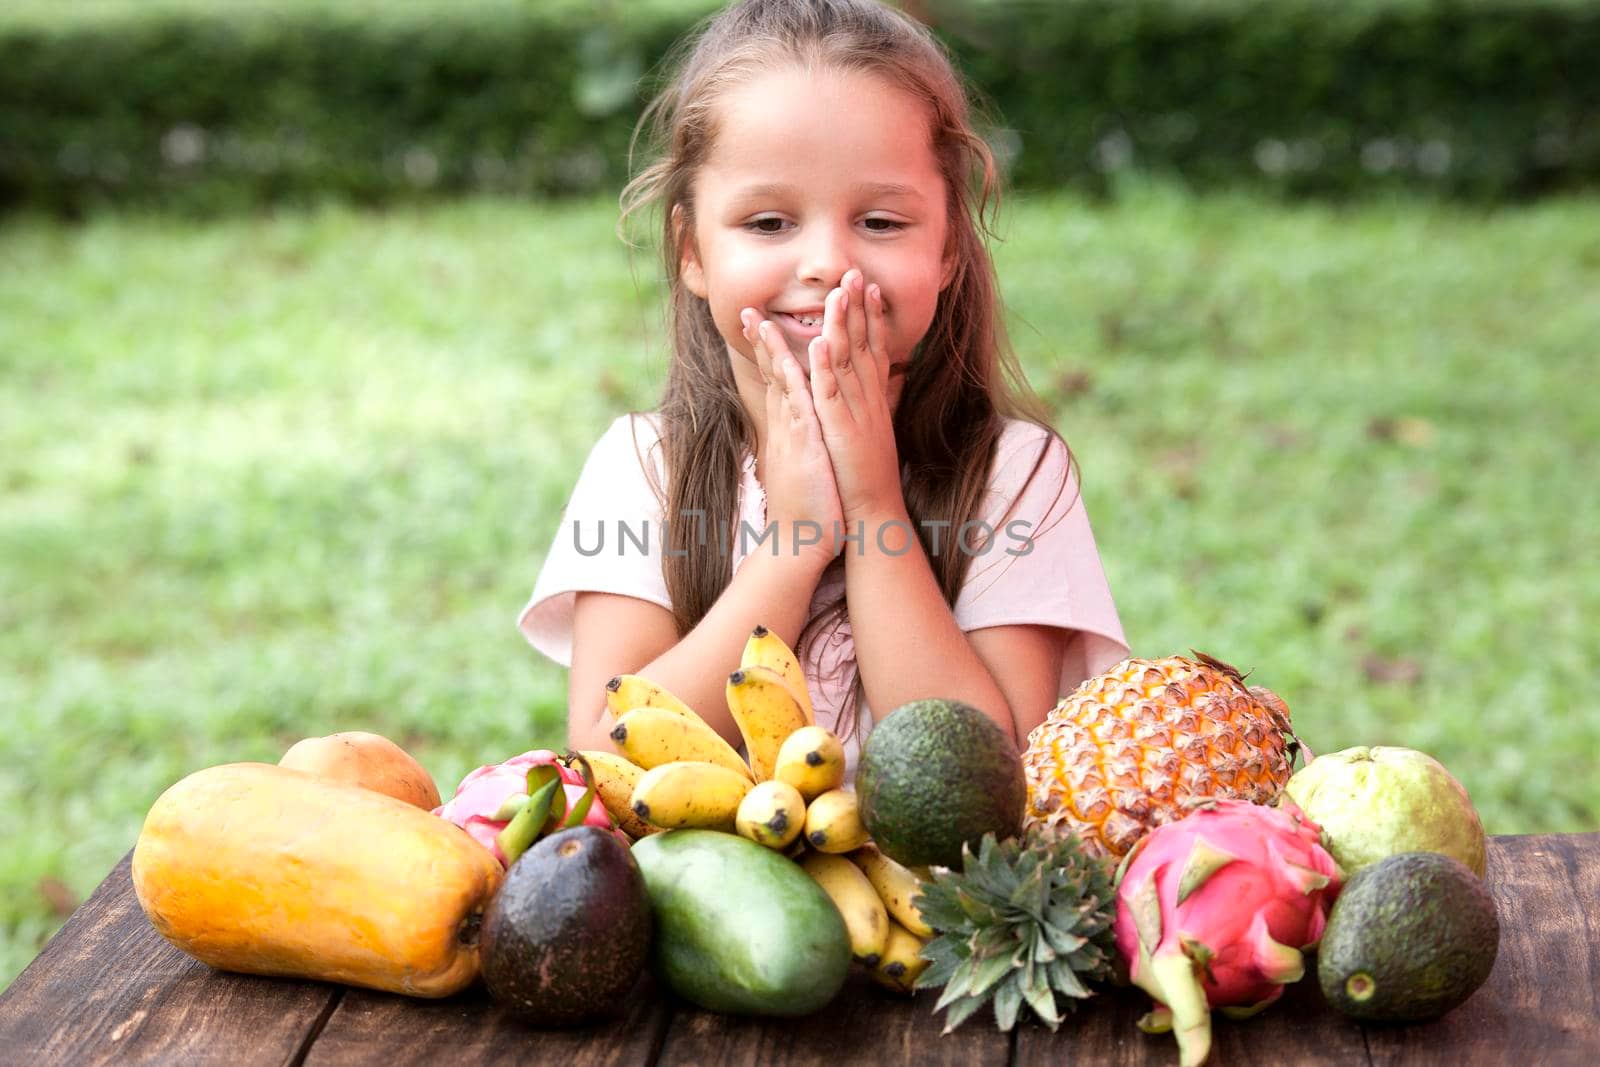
[520,0,1127,779]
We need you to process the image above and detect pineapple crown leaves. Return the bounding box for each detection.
[912,828,1118,1034]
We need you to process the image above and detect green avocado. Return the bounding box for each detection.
[479,826,652,1026]
[856,698,1025,869]
[1317,850,1500,1022]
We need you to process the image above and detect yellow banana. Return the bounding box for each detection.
[773,725,847,800]
[610,707,754,780]
[869,920,931,995]
[804,788,869,853]
[576,750,658,840]
[604,674,699,722]
[799,852,889,967]
[725,665,809,782]
[740,624,815,725]
[735,779,806,849]
[849,843,934,938]
[629,761,751,830]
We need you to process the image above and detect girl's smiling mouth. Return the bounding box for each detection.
[775,310,825,338]
[763,304,908,378]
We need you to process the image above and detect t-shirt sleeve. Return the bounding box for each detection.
[517,414,673,667]
[952,421,1130,694]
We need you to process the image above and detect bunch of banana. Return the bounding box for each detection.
[588,625,822,834]
[591,627,936,992]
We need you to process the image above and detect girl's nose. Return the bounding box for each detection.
[795,224,853,289]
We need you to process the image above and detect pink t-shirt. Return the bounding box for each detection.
[519,413,1129,781]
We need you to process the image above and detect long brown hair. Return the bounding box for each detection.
[617,0,1070,736]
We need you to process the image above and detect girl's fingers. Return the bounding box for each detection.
[765,351,784,431]
[845,271,875,381]
[808,336,846,416]
[744,311,776,384]
[781,351,818,431]
[822,284,851,374]
[763,321,802,392]
[821,282,865,416]
[866,282,892,393]
[777,367,796,423]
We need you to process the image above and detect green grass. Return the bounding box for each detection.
[2,184,1597,990]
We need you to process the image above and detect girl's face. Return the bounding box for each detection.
[677,65,956,409]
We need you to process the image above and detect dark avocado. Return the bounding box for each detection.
[856,698,1025,869]
[479,826,651,1025]
[1317,850,1499,1022]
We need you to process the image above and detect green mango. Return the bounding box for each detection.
[630,829,850,1016]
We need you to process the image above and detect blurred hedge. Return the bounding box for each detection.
[1,0,1597,214]
[0,0,710,215]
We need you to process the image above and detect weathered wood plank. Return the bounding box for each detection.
[1014,956,1370,1066]
[302,973,668,1067]
[1203,968,1368,1066]
[6,833,1598,1066]
[1363,832,1600,1067]
[1010,980,1149,1067]
[0,853,336,1066]
[654,970,1010,1067]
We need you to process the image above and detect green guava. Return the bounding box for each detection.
[1282,746,1486,878]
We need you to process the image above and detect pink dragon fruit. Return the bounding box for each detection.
[1113,798,1343,1067]
[433,750,617,866]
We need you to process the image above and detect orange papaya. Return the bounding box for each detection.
[132,763,501,997]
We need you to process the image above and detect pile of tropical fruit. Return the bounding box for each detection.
[129,635,1500,1066]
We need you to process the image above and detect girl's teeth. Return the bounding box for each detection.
[790,314,822,327]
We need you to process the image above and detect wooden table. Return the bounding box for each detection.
[2,833,1596,1066]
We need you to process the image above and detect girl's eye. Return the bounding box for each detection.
[742,217,906,235]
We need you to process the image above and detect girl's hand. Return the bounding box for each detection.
[740,308,844,570]
[809,269,905,526]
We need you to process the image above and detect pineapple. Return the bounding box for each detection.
[1022,653,1298,859]
[915,829,1117,1033]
